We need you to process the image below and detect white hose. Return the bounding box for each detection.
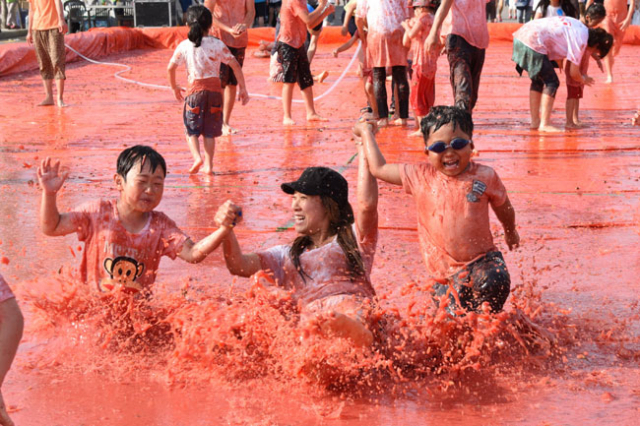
[64,40,361,103]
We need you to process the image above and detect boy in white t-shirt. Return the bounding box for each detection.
[168,5,249,175]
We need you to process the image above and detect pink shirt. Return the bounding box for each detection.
[0,274,15,303]
[514,16,588,65]
[69,199,189,293]
[257,226,377,306]
[356,0,410,35]
[441,0,490,49]
[210,0,250,48]
[400,162,507,280]
[277,0,309,49]
[410,13,438,77]
[170,36,236,85]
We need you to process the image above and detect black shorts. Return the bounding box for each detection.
[220,46,246,87]
[276,41,314,90]
[432,251,511,314]
[183,90,223,138]
[347,16,357,37]
[255,2,267,18]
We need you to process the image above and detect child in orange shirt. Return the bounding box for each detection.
[402,0,439,136]
[37,145,238,295]
[362,106,520,313]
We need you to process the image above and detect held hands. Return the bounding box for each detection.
[505,229,520,251]
[37,157,69,194]
[231,23,247,36]
[237,87,250,105]
[215,200,243,229]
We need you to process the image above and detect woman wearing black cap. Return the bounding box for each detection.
[215,122,379,350]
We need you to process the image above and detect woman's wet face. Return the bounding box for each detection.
[291,192,329,236]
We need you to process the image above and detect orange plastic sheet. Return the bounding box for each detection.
[3,25,640,77]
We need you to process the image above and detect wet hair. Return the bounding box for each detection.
[534,0,578,19]
[290,196,365,282]
[587,28,613,59]
[117,145,167,180]
[584,3,606,24]
[187,5,212,48]
[420,105,474,143]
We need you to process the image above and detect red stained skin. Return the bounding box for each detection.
[0,27,638,426]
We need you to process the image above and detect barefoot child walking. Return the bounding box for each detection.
[276,0,334,125]
[37,146,239,295]
[168,5,249,175]
[363,106,520,314]
[402,0,438,137]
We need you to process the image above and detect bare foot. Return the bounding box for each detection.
[38,98,54,106]
[253,50,270,58]
[394,118,408,126]
[315,70,329,83]
[408,129,423,137]
[538,124,562,133]
[57,99,67,107]
[189,158,203,174]
[377,118,389,127]
[307,113,327,122]
[605,76,613,84]
[201,166,214,175]
[565,122,579,129]
[530,120,541,130]
[222,124,239,135]
[283,117,296,126]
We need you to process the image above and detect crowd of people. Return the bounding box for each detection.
[2,0,640,424]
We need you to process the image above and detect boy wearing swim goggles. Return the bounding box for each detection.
[359,105,520,314]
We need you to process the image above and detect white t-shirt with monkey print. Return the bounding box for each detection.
[68,199,188,293]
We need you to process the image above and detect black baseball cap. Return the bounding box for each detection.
[281,167,351,210]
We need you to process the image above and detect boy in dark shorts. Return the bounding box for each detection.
[362,106,520,314]
[277,0,334,125]
[206,0,255,135]
[426,0,490,113]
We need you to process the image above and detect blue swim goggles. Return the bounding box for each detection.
[427,138,471,153]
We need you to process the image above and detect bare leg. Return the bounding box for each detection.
[565,98,577,128]
[39,79,54,106]
[539,93,561,132]
[201,137,215,175]
[187,134,203,174]
[409,114,424,136]
[55,78,66,107]
[364,80,378,118]
[282,83,296,125]
[301,85,326,122]
[604,54,614,83]
[529,90,542,129]
[222,84,238,135]
[573,99,582,126]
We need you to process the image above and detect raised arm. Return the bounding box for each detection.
[357,121,402,185]
[37,157,77,237]
[425,0,453,53]
[491,196,520,250]
[214,201,262,277]
[302,0,335,30]
[353,122,378,240]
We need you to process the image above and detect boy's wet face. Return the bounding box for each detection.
[424,123,473,177]
[116,160,165,213]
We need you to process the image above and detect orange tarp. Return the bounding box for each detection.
[2,25,640,78]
